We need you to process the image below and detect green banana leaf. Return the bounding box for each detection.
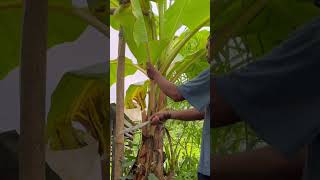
[212,0,320,59]
[0,0,87,80]
[167,29,210,81]
[131,0,149,45]
[110,58,145,87]
[163,0,210,41]
[111,0,209,67]
[121,29,210,113]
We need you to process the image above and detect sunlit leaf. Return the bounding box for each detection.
[180,0,210,29]
[125,81,149,110]
[163,0,209,41]
[110,58,144,87]
[131,0,149,45]
[113,7,148,63]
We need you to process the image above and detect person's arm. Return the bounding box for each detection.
[170,108,204,121]
[147,62,184,102]
[212,78,242,128]
[149,108,204,125]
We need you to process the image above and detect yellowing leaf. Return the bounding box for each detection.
[125,81,149,110]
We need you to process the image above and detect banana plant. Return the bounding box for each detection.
[110,0,209,179]
[0,0,107,80]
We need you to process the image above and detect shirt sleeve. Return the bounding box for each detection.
[177,68,210,112]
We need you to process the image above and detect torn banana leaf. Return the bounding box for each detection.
[46,62,109,155]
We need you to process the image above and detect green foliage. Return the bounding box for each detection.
[131,0,149,45]
[0,0,108,178]
[168,126,202,176]
[168,30,209,81]
[163,70,207,179]
[119,65,207,179]
[211,0,320,155]
[163,0,209,41]
[0,0,87,79]
[212,122,266,155]
[110,0,119,8]
[110,58,144,87]
[111,0,210,178]
[212,0,320,74]
[112,5,150,64]
[121,130,142,178]
[111,0,209,69]
[121,100,203,180]
[244,0,320,57]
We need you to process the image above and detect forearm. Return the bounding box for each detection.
[169,108,204,121]
[153,74,184,102]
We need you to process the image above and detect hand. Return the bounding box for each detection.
[146,62,160,80]
[149,111,171,125]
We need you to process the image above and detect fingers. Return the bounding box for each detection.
[149,111,170,125]
[146,62,153,71]
[150,113,167,125]
[146,62,154,79]
[150,115,160,125]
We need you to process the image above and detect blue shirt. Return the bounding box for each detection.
[177,69,210,176]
